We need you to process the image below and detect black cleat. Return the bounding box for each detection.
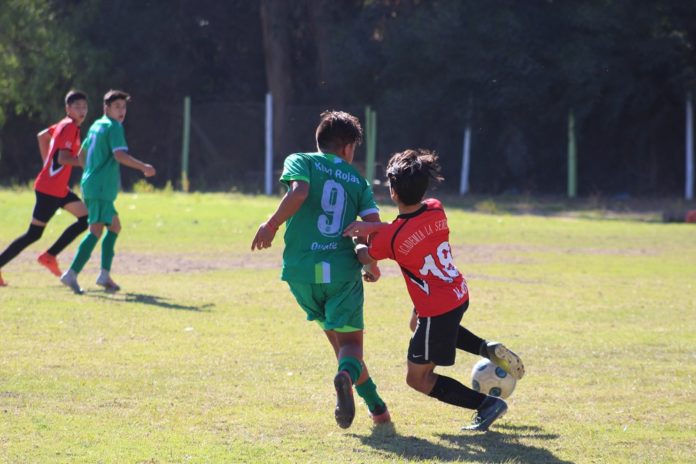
[334,370,355,429]
[462,396,508,431]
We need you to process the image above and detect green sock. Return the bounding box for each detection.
[355,377,385,412]
[70,233,98,273]
[101,230,118,271]
[338,356,363,384]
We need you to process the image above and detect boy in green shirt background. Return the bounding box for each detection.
[60,90,156,294]
[251,110,390,429]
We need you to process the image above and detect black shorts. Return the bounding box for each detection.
[408,301,469,366]
[32,190,82,223]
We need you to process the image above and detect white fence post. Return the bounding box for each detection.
[459,126,471,195]
[265,92,273,195]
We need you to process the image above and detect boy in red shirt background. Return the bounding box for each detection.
[0,90,89,286]
[344,148,525,431]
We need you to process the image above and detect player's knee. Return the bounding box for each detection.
[76,216,88,232]
[25,224,44,244]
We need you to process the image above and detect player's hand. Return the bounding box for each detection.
[251,222,277,251]
[343,221,382,238]
[142,164,156,177]
[362,263,381,283]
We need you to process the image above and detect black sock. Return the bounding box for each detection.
[456,326,485,355]
[47,216,88,256]
[0,224,44,268]
[428,374,486,410]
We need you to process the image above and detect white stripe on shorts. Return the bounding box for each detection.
[424,317,431,360]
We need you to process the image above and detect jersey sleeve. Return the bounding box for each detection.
[358,180,379,219]
[280,154,310,186]
[368,226,393,261]
[109,123,128,153]
[53,123,78,153]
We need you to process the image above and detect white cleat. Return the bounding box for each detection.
[483,342,525,380]
[96,271,120,293]
[60,270,84,294]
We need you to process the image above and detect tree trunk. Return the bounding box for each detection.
[260,0,295,175]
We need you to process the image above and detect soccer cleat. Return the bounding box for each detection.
[96,273,120,293]
[369,403,391,425]
[60,270,84,294]
[333,370,356,429]
[37,252,62,277]
[462,396,508,432]
[481,341,525,380]
[0,272,6,287]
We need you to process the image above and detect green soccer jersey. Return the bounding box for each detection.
[280,152,379,284]
[80,115,128,202]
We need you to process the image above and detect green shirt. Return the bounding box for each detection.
[80,115,128,201]
[280,152,379,284]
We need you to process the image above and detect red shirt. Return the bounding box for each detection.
[34,117,81,197]
[368,198,469,317]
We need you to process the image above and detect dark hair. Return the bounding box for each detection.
[386,149,444,205]
[103,89,131,106]
[65,90,87,106]
[315,110,363,153]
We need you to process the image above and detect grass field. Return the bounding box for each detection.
[0,190,694,463]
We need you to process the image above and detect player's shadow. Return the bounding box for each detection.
[88,292,213,312]
[355,422,572,463]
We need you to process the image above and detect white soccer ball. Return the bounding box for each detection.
[471,358,516,399]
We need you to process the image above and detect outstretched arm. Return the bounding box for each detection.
[113,150,156,177]
[343,220,389,239]
[353,212,383,282]
[251,180,309,251]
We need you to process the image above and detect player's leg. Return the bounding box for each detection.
[408,304,507,431]
[325,280,389,427]
[39,192,88,276]
[453,300,525,380]
[61,199,106,293]
[324,329,388,423]
[0,191,57,285]
[96,214,121,292]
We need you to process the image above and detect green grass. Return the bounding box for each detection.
[0,190,694,463]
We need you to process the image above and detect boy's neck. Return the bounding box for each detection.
[321,151,351,164]
[397,201,423,215]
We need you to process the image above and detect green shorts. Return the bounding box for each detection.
[85,199,118,225]
[287,280,364,332]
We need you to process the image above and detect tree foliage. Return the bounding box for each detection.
[1,0,694,194]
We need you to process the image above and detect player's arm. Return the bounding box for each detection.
[354,243,376,266]
[343,220,389,239]
[57,149,82,167]
[113,150,156,177]
[251,180,308,251]
[354,212,383,281]
[37,128,51,161]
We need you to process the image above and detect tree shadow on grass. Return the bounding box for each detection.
[354,422,573,463]
[87,291,213,312]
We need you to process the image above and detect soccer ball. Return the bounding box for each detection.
[471,358,516,399]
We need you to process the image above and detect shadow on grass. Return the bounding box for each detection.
[354,422,572,463]
[88,291,213,312]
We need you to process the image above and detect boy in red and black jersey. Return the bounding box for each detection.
[344,149,525,431]
[0,90,89,286]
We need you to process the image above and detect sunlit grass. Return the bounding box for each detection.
[1,190,694,463]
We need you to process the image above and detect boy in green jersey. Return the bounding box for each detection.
[60,90,156,294]
[251,110,390,429]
